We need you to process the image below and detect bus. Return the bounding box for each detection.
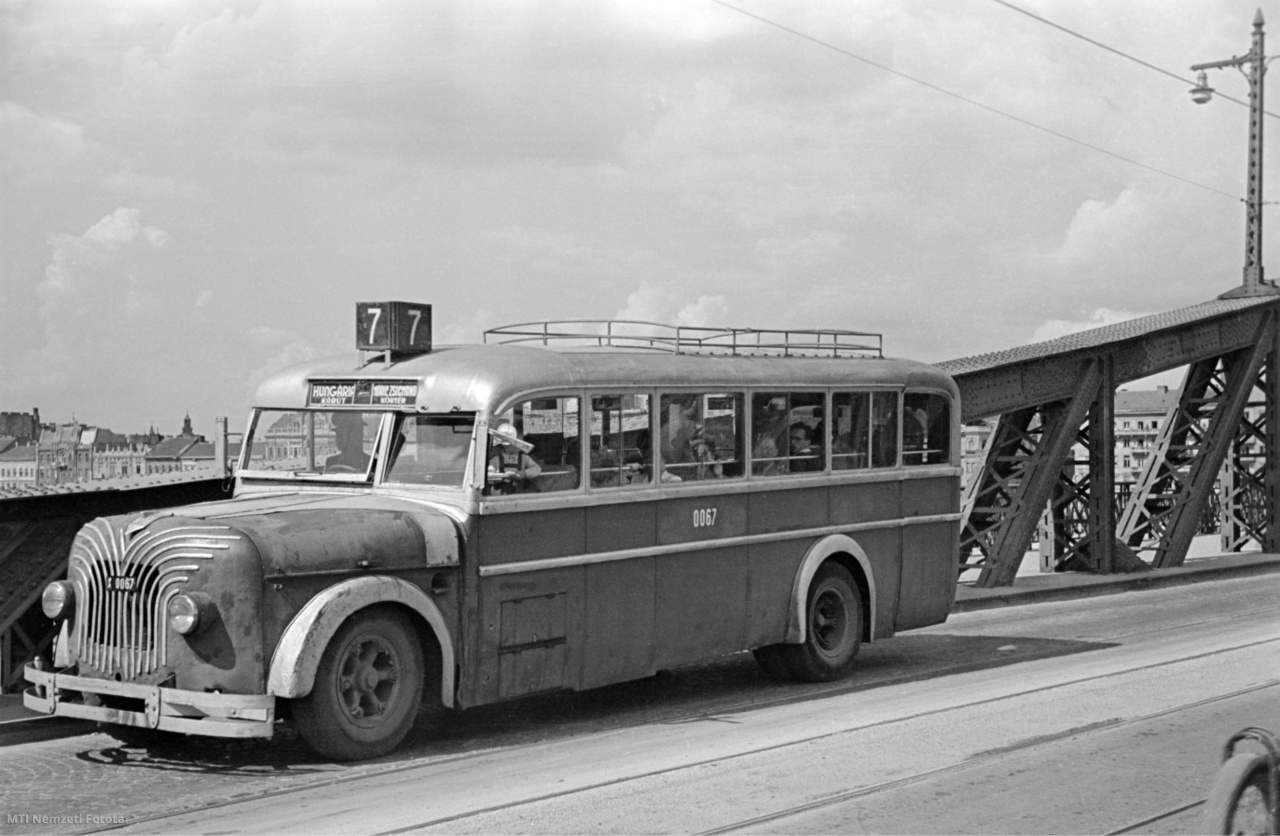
[27,303,960,760]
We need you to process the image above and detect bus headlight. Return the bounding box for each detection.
[167,593,215,636]
[41,581,75,620]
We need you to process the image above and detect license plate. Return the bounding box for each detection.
[107,576,139,592]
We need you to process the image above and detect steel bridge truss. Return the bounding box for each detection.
[960,305,1279,587]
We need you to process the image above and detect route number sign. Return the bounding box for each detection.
[356,302,432,353]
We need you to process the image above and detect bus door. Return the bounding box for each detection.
[474,395,589,703]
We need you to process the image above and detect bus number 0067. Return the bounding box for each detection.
[693,508,718,528]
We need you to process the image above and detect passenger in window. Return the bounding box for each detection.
[663,396,701,465]
[789,423,822,473]
[487,423,543,494]
[689,427,724,479]
[752,434,786,476]
[867,393,898,468]
[325,412,371,474]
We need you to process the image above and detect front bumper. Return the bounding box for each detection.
[24,663,275,739]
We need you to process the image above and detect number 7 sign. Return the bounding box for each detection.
[356,302,433,353]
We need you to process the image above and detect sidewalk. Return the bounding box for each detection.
[956,549,1280,611]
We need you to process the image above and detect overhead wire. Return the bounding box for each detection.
[706,0,1242,203]
[990,0,1276,119]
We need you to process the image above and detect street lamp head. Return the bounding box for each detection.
[1190,69,1215,104]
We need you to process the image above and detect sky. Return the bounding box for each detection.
[0,0,1273,435]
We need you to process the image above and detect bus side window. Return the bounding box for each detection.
[751,392,824,475]
[590,394,652,488]
[832,392,871,470]
[903,392,951,466]
[486,396,581,495]
[659,392,743,482]
[871,391,899,468]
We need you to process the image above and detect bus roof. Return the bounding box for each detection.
[254,343,958,414]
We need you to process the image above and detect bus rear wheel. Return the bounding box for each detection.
[780,563,863,682]
[293,607,424,761]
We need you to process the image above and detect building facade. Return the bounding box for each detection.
[0,409,40,444]
[0,444,39,491]
[1114,386,1179,484]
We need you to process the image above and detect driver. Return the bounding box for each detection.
[487,422,542,494]
[325,411,371,473]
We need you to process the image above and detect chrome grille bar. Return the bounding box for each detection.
[68,519,240,678]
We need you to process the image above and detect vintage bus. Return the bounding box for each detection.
[26,303,960,760]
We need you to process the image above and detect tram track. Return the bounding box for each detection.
[695,680,1280,835]
[1106,799,1207,835]
[78,619,1280,835]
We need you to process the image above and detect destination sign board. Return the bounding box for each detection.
[356,302,432,353]
[308,379,420,407]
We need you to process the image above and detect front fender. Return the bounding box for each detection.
[785,534,877,644]
[267,575,455,708]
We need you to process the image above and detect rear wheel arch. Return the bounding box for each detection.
[785,534,875,645]
[268,575,455,709]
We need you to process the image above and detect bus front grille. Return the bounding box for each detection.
[68,518,240,679]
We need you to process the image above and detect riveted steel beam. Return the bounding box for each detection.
[1220,359,1269,551]
[960,362,1102,586]
[1119,312,1276,567]
[944,298,1274,422]
[1038,356,1118,574]
[1265,321,1280,552]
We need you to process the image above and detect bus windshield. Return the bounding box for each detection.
[241,409,381,479]
[384,414,476,488]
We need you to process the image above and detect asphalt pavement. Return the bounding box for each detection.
[4,547,1279,743]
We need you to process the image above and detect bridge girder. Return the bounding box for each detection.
[1118,321,1274,567]
[951,298,1280,588]
[960,362,1102,586]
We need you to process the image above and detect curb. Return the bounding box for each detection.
[0,714,92,747]
[953,555,1280,613]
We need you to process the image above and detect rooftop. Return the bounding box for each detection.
[0,466,222,500]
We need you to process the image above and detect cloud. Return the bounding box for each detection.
[436,308,499,346]
[676,295,729,327]
[103,170,202,200]
[108,0,684,169]
[1054,190,1144,263]
[1031,308,1147,343]
[246,327,324,387]
[0,102,87,186]
[613,283,729,331]
[37,208,169,318]
[615,283,675,323]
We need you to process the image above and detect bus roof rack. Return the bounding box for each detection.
[483,320,883,358]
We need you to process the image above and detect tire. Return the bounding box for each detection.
[752,645,793,680]
[779,562,863,682]
[293,607,424,761]
[1203,753,1275,835]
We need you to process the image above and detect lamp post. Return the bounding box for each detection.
[1191,8,1279,297]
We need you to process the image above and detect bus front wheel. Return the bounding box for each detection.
[1203,752,1276,835]
[293,607,424,761]
[780,562,863,682]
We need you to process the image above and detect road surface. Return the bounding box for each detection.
[1,573,1276,834]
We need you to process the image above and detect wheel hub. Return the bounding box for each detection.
[338,636,399,720]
